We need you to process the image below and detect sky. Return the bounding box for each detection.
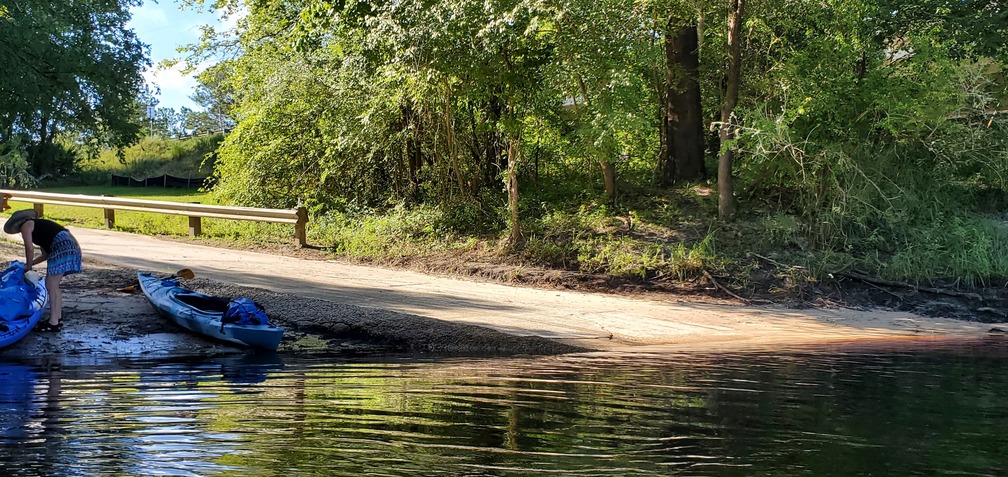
[127,1,231,112]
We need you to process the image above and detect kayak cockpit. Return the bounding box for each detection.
[174,292,230,314]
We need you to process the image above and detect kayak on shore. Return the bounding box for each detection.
[137,271,284,351]
[0,261,49,350]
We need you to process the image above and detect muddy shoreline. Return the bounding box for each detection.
[4,232,1007,361]
[0,255,585,360]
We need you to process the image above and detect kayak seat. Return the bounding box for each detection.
[174,292,231,313]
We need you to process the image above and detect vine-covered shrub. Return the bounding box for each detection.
[0,140,38,189]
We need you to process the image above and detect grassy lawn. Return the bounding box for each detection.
[5,186,296,246]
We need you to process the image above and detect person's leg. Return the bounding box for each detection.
[45,273,64,326]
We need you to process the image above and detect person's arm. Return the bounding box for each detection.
[19,221,46,270]
[31,250,49,268]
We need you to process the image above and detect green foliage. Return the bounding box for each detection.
[0,139,36,188]
[874,0,1008,60]
[174,0,1008,285]
[26,141,81,177]
[521,202,718,279]
[83,135,224,181]
[188,63,238,134]
[312,204,468,259]
[0,0,149,174]
[722,0,1008,284]
[194,0,658,214]
[884,216,1008,285]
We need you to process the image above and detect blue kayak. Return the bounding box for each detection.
[0,261,49,350]
[137,272,284,351]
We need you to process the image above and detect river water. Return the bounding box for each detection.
[2,339,1007,476]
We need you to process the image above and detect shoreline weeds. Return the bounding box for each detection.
[2,235,1007,360]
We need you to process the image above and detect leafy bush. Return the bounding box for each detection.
[0,140,37,188]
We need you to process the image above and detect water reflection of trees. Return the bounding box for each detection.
[0,354,287,476]
[3,347,1007,476]
[205,356,712,475]
[692,347,1008,475]
[0,359,71,474]
[211,350,1008,476]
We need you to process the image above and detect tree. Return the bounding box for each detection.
[151,107,186,138]
[717,0,744,220]
[361,0,556,246]
[657,19,706,186]
[190,63,237,134]
[186,0,557,229]
[551,0,659,202]
[0,0,148,175]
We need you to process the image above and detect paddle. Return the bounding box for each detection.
[117,268,195,292]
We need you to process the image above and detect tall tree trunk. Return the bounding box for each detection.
[33,111,52,176]
[484,94,505,187]
[697,7,705,54]
[442,81,470,199]
[657,21,705,186]
[718,0,745,220]
[600,160,617,199]
[576,74,618,202]
[38,111,50,150]
[401,101,422,198]
[506,136,523,248]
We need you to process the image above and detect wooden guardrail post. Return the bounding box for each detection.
[103,208,115,228]
[188,216,202,237]
[188,201,202,236]
[295,205,308,247]
[32,203,44,217]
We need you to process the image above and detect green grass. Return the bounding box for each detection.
[308,198,724,281]
[86,135,222,174]
[12,178,1008,291]
[65,135,223,186]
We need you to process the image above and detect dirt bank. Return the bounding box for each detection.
[3,231,1007,360]
[148,229,1008,326]
[0,253,585,359]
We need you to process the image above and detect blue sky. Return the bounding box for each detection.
[127,1,228,112]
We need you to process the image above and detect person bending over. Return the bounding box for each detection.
[3,209,82,331]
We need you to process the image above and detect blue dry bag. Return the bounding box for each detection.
[222,297,269,327]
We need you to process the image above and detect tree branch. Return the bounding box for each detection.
[839,271,983,301]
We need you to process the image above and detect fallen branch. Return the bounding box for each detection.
[977,307,1007,318]
[862,280,903,301]
[839,271,983,301]
[750,252,806,270]
[703,269,748,302]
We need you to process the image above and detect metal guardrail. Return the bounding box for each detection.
[0,189,309,247]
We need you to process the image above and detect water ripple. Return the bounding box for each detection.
[1,341,1008,476]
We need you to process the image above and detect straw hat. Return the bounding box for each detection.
[4,209,37,234]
